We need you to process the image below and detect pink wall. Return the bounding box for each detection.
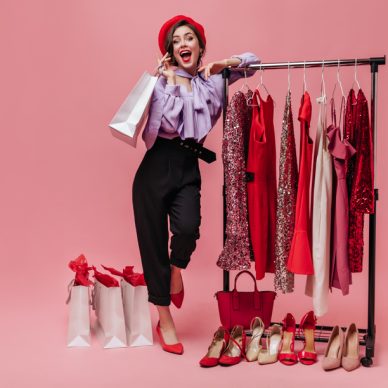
[0,0,387,386]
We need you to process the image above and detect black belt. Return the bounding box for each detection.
[166,137,217,164]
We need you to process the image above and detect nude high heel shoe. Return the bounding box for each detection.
[322,325,344,371]
[246,317,265,362]
[258,324,282,365]
[342,323,360,371]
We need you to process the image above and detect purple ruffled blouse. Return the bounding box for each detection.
[142,52,260,149]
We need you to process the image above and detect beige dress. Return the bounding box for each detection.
[305,92,333,316]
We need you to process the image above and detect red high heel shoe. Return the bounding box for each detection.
[297,311,317,365]
[199,326,229,367]
[170,284,184,309]
[170,271,184,308]
[156,321,184,355]
[278,313,298,366]
[219,325,246,366]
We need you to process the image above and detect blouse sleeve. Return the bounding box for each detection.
[228,52,260,84]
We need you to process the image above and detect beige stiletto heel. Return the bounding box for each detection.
[258,324,282,365]
[342,323,360,371]
[246,317,265,362]
[322,325,344,371]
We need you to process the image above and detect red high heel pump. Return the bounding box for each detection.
[156,321,184,355]
[278,313,298,366]
[199,326,230,367]
[170,285,184,309]
[170,271,184,308]
[297,311,317,365]
[219,325,246,366]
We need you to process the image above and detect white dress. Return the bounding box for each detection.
[305,93,333,316]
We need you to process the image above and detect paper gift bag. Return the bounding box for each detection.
[121,279,153,347]
[66,282,91,347]
[109,72,158,147]
[93,280,127,348]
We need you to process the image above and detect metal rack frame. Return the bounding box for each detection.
[221,56,386,367]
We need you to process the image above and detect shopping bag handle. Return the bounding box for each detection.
[233,270,259,292]
[232,271,260,310]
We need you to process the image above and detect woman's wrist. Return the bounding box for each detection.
[224,57,242,67]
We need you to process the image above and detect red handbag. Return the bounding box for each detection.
[215,270,276,330]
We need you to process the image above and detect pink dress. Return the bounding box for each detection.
[327,98,356,295]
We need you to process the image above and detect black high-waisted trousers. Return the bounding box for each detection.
[132,137,201,306]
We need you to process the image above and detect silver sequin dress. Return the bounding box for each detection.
[274,91,298,292]
[217,90,253,270]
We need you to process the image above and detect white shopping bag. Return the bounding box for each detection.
[93,280,127,348]
[121,279,153,347]
[109,72,158,147]
[66,282,91,347]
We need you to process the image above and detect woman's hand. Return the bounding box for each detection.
[198,58,242,80]
[156,53,176,84]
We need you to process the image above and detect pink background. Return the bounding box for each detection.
[1,0,387,386]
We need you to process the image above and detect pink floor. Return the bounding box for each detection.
[2,262,387,388]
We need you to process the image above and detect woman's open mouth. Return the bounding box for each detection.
[179,50,192,63]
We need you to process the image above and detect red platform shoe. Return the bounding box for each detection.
[156,321,184,355]
[278,313,298,366]
[297,311,317,365]
[219,325,246,366]
[199,326,229,367]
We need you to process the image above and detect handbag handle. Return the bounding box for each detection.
[233,270,259,292]
[232,271,260,310]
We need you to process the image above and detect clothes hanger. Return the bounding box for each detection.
[287,61,291,93]
[351,58,361,92]
[256,64,270,97]
[303,60,308,93]
[331,59,345,100]
[320,60,326,98]
[240,69,251,93]
[246,67,260,106]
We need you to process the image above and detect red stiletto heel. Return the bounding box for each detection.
[278,313,298,365]
[219,325,247,366]
[297,311,317,365]
[156,321,184,355]
[199,326,229,367]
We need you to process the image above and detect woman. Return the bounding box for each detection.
[132,14,259,354]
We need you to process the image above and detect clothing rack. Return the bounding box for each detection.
[221,56,386,367]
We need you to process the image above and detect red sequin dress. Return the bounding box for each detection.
[345,89,374,272]
[247,89,277,280]
[217,90,252,270]
[274,90,297,293]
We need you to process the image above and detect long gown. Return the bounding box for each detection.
[217,90,252,270]
[305,91,333,316]
[345,89,374,273]
[246,89,277,280]
[274,90,297,293]
[287,91,314,275]
[327,98,356,295]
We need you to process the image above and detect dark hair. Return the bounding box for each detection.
[164,20,206,66]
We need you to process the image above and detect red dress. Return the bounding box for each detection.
[345,89,374,272]
[246,89,277,280]
[287,92,314,275]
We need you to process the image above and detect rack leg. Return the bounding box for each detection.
[361,62,379,367]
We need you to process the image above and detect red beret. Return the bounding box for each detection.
[158,15,206,55]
